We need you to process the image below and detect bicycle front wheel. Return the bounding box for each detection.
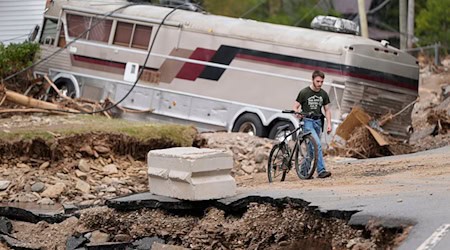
[267,143,289,182]
[295,134,318,179]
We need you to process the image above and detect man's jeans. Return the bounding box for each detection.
[303,118,326,174]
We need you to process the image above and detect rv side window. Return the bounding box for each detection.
[131,25,152,49]
[67,14,89,39]
[113,21,152,50]
[39,18,58,45]
[113,21,133,46]
[89,18,112,42]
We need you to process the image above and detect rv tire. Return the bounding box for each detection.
[52,78,77,99]
[269,121,296,141]
[232,113,265,137]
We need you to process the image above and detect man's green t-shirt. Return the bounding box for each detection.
[296,87,330,115]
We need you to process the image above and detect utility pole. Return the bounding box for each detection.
[358,0,369,38]
[399,0,407,50]
[407,0,415,49]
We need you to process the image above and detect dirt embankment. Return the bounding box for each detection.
[0,115,415,250]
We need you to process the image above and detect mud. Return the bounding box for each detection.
[3,201,408,250]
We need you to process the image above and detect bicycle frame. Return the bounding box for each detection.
[278,121,312,171]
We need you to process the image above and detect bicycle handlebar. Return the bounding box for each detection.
[282,110,313,116]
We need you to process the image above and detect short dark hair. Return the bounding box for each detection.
[312,70,325,79]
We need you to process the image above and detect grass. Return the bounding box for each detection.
[0,114,198,146]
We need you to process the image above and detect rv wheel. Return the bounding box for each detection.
[48,78,77,100]
[269,121,295,141]
[232,113,266,137]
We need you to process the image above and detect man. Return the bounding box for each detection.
[293,70,332,178]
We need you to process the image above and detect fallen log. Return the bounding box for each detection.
[1,84,79,113]
[0,108,68,115]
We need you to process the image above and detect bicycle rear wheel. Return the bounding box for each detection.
[295,133,318,179]
[267,143,289,182]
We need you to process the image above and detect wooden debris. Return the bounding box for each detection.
[2,85,80,113]
[427,97,450,134]
[331,106,413,158]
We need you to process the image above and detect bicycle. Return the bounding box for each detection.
[267,110,319,182]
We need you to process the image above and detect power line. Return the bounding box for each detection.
[3,3,136,82]
[0,34,30,43]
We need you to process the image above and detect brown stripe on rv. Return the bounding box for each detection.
[72,55,160,83]
[175,48,216,81]
[160,48,194,83]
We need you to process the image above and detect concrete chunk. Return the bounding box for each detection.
[148,147,236,200]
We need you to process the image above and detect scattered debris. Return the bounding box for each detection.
[427,97,450,134]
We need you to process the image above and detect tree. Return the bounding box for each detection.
[415,0,449,48]
[201,0,340,28]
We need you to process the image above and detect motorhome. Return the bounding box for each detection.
[35,0,419,140]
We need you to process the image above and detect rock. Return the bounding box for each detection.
[104,187,116,193]
[114,234,132,242]
[0,180,11,191]
[278,241,289,247]
[41,182,66,198]
[39,161,50,170]
[76,180,91,194]
[346,238,359,248]
[0,234,41,250]
[66,235,88,250]
[37,198,55,205]
[19,155,29,161]
[103,164,118,175]
[254,148,266,163]
[78,159,91,173]
[79,200,95,206]
[56,173,69,180]
[352,241,377,250]
[94,145,110,154]
[152,242,190,250]
[75,170,88,179]
[89,230,110,243]
[0,216,12,234]
[17,163,30,169]
[241,165,255,175]
[16,192,39,202]
[31,182,45,193]
[80,145,95,156]
[132,237,164,250]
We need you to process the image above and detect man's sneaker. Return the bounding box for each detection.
[318,171,331,178]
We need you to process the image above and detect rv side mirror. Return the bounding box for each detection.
[124,62,139,83]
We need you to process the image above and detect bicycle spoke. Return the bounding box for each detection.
[267,143,288,182]
[295,134,318,179]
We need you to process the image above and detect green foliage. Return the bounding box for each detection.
[416,0,450,47]
[201,0,340,28]
[202,0,260,18]
[0,41,40,80]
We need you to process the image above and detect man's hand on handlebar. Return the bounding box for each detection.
[282,110,306,119]
[294,112,303,119]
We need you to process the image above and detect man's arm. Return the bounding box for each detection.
[323,104,332,134]
[293,101,303,119]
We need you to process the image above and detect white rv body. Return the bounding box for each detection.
[35,0,419,139]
